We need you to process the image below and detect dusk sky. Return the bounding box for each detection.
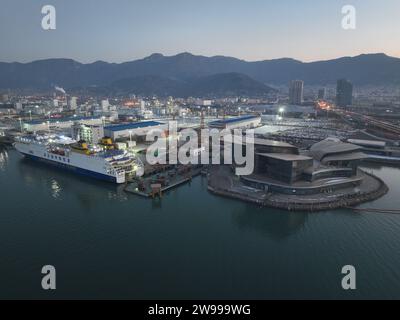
[1,0,400,63]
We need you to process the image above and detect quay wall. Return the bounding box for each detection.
[208,171,389,212]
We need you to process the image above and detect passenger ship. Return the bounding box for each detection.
[14,135,140,184]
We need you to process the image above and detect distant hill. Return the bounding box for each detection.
[183,73,274,97]
[1,52,400,92]
[74,73,275,98]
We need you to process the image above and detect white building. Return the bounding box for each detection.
[140,100,146,112]
[101,99,110,112]
[71,123,104,144]
[69,97,78,110]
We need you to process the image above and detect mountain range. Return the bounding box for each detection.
[1,52,399,97]
[73,73,275,98]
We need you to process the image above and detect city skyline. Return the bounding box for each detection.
[1,0,400,63]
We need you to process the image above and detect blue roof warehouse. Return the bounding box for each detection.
[104,121,167,140]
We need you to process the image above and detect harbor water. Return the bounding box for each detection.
[0,146,400,299]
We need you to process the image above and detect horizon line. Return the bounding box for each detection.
[0,52,395,65]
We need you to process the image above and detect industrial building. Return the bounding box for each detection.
[104,121,167,141]
[209,115,261,130]
[23,116,103,132]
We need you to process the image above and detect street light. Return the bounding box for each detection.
[29,110,32,121]
[129,130,133,142]
[279,107,285,119]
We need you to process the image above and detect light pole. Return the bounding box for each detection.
[29,110,32,121]
[279,107,285,120]
[19,118,23,132]
[129,130,132,142]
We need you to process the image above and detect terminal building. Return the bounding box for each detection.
[104,121,167,141]
[209,136,386,210]
[310,138,367,171]
[209,115,261,130]
[231,137,368,195]
[255,153,314,184]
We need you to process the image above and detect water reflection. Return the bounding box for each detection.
[16,152,126,210]
[107,185,129,202]
[231,205,308,240]
[0,147,9,172]
[151,197,163,209]
[50,179,62,199]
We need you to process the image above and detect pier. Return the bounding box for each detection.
[124,165,203,198]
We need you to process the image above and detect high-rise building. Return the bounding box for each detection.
[140,100,146,113]
[318,88,326,100]
[101,99,110,112]
[289,80,304,105]
[336,79,353,107]
[69,97,78,110]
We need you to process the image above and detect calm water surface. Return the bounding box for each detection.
[0,147,399,299]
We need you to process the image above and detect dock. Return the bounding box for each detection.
[124,165,204,198]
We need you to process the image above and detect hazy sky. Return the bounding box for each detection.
[1,0,400,63]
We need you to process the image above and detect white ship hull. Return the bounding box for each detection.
[14,141,126,184]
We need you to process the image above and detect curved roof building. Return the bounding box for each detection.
[310,139,367,165]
